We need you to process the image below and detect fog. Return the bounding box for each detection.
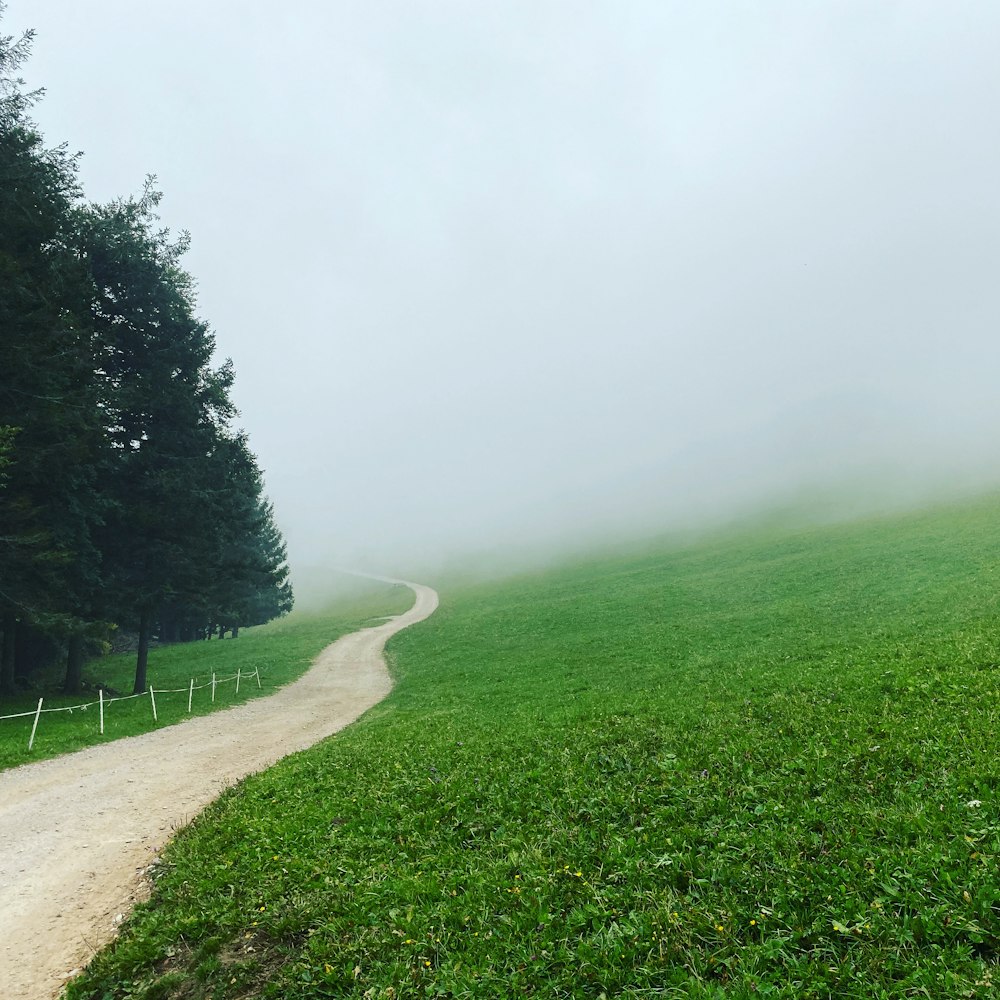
[10,2,1000,598]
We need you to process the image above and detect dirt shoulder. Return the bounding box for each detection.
[0,580,438,1000]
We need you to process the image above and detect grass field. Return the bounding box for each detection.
[0,582,412,772]
[67,497,1000,998]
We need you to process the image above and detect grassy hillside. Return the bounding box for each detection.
[68,498,1000,998]
[0,583,412,771]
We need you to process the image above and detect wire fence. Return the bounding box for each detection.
[0,667,262,749]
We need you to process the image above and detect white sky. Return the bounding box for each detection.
[9,1,1000,591]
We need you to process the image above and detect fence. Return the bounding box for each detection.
[0,667,261,750]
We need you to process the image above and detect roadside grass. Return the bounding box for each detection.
[0,582,412,772]
[68,496,1000,998]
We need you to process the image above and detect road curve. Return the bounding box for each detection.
[0,579,438,1000]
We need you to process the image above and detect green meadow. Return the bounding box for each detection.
[0,584,413,772]
[67,497,1000,998]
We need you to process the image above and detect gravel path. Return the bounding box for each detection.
[0,580,438,1000]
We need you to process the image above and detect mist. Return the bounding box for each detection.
[10,1,1000,599]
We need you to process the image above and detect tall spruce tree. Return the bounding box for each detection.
[0,17,104,694]
[199,433,293,636]
[76,186,239,692]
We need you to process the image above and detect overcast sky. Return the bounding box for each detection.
[8,2,1000,591]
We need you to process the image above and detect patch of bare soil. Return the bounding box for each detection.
[0,580,438,1000]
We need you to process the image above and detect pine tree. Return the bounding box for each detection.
[0,16,104,694]
[76,186,238,692]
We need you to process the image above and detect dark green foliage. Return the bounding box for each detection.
[0,11,291,697]
[76,185,230,691]
[0,15,104,692]
[169,433,293,638]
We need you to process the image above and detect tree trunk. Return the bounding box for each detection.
[64,633,84,695]
[0,612,15,694]
[133,607,152,694]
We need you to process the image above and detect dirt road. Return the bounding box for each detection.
[0,579,438,1000]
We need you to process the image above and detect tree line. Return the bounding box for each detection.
[0,17,293,697]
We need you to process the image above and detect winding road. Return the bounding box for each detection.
[0,579,438,1000]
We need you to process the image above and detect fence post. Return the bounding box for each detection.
[212,673,216,703]
[28,697,43,750]
[99,688,104,735]
[254,667,261,689]
[236,667,241,694]
[149,686,158,723]
[188,678,194,713]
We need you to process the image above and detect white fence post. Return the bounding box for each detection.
[254,667,261,689]
[188,678,194,713]
[99,689,104,735]
[211,673,216,703]
[149,686,158,723]
[236,668,241,694]
[28,697,43,750]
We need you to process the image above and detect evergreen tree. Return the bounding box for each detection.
[0,16,104,694]
[76,186,238,692]
[199,434,293,636]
